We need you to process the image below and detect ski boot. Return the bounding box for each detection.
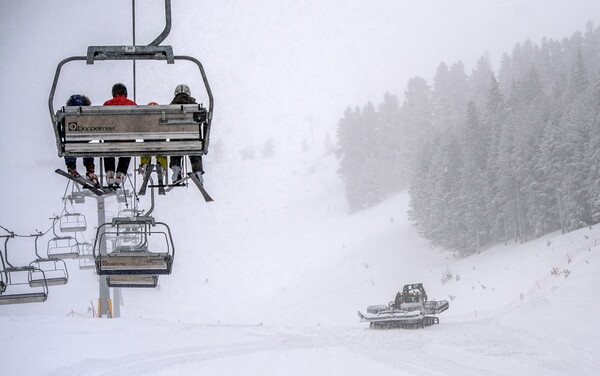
[171,165,182,183]
[114,172,126,187]
[85,164,100,187]
[106,170,116,187]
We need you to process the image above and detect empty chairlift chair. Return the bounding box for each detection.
[59,212,87,233]
[47,217,81,259]
[93,216,174,276]
[47,236,80,260]
[29,232,69,287]
[0,236,48,305]
[78,242,96,270]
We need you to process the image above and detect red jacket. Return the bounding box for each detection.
[104,94,137,106]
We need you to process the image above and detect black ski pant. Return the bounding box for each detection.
[170,155,203,174]
[104,157,131,174]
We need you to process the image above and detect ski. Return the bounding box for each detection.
[163,175,190,193]
[187,172,213,202]
[55,169,105,196]
[137,164,155,196]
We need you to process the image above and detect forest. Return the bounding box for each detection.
[336,21,600,255]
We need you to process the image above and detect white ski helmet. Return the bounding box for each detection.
[174,84,191,96]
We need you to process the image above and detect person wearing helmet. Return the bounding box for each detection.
[169,84,205,184]
[138,101,167,194]
[63,94,99,186]
[103,83,137,187]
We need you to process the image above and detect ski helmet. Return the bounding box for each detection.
[174,84,190,96]
[112,83,128,97]
[67,94,90,106]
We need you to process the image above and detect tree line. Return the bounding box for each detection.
[336,22,600,255]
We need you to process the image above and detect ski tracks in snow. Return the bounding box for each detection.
[343,320,600,376]
[41,319,600,376]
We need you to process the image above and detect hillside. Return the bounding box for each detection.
[1,148,600,375]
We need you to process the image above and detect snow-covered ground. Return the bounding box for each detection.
[2,2,600,373]
[1,147,600,375]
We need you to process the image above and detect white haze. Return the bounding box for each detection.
[1,1,600,375]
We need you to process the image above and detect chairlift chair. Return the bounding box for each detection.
[93,216,174,276]
[47,236,80,259]
[46,216,81,259]
[77,242,94,260]
[0,266,49,305]
[78,242,95,270]
[49,0,213,160]
[64,188,87,204]
[30,233,69,286]
[72,191,86,204]
[117,208,144,219]
[29,258,68,287]
[59,212,87,233]
[0,237,48,305]
[116,189,131,203]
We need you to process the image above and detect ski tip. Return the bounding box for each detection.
[358,311,364,319]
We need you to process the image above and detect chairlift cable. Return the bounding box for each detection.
[60,179,70,205]
[0,225,13,235]
[132,0,137,104]
[130,0,138,196]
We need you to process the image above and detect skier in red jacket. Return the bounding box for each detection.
[103,83,137,187]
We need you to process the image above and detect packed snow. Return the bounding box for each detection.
[1,149,600,375]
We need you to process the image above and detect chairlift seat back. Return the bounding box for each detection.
[95,252,173,275]
[30,276,67,287]
[56,104,208,157]
[0,292,48,305]
[107,274,159,288]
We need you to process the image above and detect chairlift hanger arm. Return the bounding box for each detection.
[48,56,87,124]
[149,0,172,46]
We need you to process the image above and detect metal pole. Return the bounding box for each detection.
[113,287,121,318]
[132,0,137,103]
[97,196,111,317]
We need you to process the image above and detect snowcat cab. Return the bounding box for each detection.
[394,283,428,306]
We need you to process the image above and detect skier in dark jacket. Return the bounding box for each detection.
[169,84,204,183]
[64,94,99,186]
[103,83,137,187]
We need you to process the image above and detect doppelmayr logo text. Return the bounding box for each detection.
[67,122,116,132]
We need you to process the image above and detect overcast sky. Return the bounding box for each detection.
[1,0,599,160]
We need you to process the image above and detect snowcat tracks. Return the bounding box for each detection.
[369,316,439,329]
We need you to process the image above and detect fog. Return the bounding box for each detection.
[2,3,600,374]
[0,0,599,236]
